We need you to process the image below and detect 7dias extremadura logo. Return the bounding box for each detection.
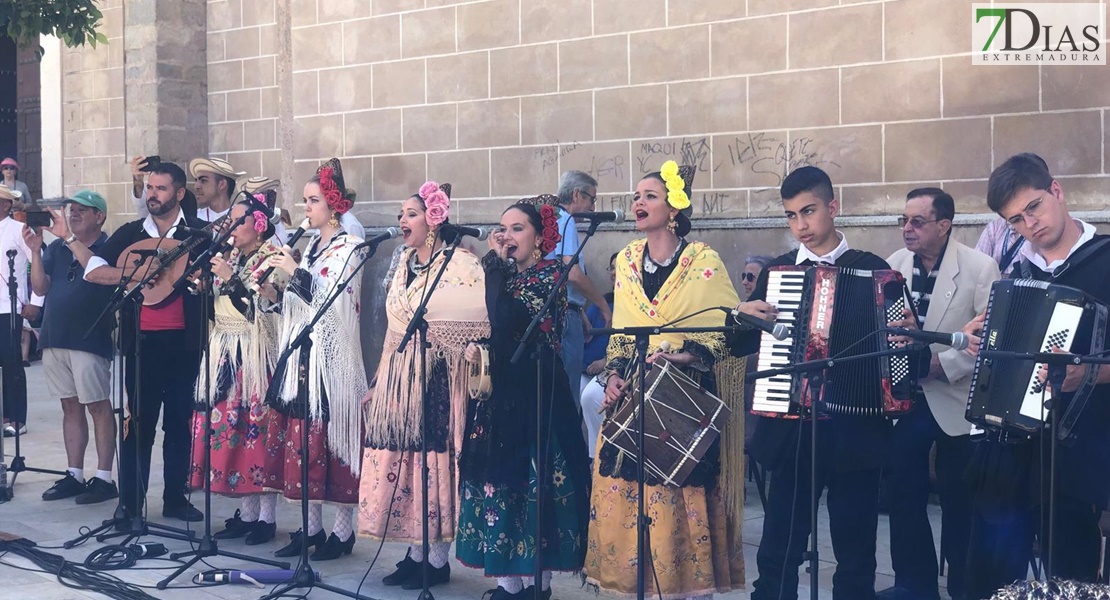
[973,3,1105,65]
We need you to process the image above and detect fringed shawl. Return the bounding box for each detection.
[276,234,370,475]
[365,247,490,450]
[197,241,286,411]
[605,238,747,526]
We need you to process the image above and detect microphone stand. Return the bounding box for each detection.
[157,247,289,589]
[396,237,461,600]
[170,212,249,291]
[64,252,161,544]
[5,248,66,493]
[509,215,604,598]
[89,247,198,546]
[975,348,1110,580]
[741,343,927,600]
[586,323,753,600]
[258,236,388,600]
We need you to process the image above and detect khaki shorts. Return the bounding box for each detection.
[43,348,111,404]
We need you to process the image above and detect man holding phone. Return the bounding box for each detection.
[25,191,118,504]
[0,185,44,437]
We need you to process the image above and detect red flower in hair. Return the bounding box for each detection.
[318,167,353,214]
[537,204,561,255]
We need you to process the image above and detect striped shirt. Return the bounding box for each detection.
[910,241,948,323]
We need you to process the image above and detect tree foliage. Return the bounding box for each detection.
[0,0,107,55]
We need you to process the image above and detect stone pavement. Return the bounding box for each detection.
[0,363,953,599]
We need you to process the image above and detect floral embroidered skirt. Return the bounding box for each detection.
[189,399,282,497]
[584,468,746,599]
[357,448,458,543]
[456,438,585,577]
[262,417,360,505]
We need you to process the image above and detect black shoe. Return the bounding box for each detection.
[113,507,138,532]
[162,502,204,522]
[213,509,252,539]
[74,477,119,505]
[521,586,552,600]
[274,529,327,558]
[310,532,355,561]
[483,587,525,600]
[382,554,420,586]
[42,474,86,501]
[400,561,450,590]
[245,520,277,545]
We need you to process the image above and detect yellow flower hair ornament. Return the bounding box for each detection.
[659,160,691,210]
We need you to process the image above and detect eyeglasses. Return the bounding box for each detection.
[67,260,80,282]
[1004,194,1049,226]
[741,272,757,282]
[897,216,938,229]
[579,190,596,205]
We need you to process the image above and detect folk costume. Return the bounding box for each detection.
[264,158,369,559]
[358,182,490,586]
[456,196,591,596]
[585,164,747,600]
[188,198,286,543]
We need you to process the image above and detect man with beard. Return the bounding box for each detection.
[62,162,209,524]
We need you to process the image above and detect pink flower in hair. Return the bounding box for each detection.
[419,181,440,200]
[252,211,268,233]
[424,190,450,227]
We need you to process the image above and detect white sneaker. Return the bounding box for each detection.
[2,423,26,437]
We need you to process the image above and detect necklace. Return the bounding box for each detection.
[643,240,683,274]
[408,248,439,273]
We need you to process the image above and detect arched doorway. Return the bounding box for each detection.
[0,36,42,201]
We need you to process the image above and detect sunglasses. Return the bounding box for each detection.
[897,216,938,229]
[1,166,15,171]
[741,272,757,282]
[67,260,80,282]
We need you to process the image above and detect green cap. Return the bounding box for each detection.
[68,189,107,213]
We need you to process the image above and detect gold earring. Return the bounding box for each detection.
[532,246,542,261]
[666,216,678,234]
[328,214,339,228]
[425,230,437,249]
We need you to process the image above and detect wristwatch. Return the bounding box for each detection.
[64,234,77,245]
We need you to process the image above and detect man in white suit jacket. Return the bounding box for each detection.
[879,188,1001,600]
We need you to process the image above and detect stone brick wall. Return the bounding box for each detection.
[207,0,283,186]
[280,0,1109,234]
[60,0,126,212]
[58,0,1109,260]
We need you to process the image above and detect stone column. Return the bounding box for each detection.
[124,0,208,166]
[275,0,295,212]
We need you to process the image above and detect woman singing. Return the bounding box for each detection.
[358,181,490,590]
[263,158,369,561]
[455,197,590,600]
[585,162,746,600]
[189,195,286,545]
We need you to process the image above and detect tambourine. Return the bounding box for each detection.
[467,345,492,401]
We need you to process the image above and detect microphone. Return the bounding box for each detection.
[355,227,401,249]
[571,209,625,223]
[196,569,319,584]
[250,218,311,291]
[439,223,489,244]
[727,307,789,341]
[130,249,163,258]
[5,249,15,258]
[172,225,212,238]
[885,327,969,351]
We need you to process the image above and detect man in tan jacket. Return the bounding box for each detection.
[879,188,1000,600]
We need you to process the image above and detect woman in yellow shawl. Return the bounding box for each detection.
[358,181,490,590]
[585,162,746,600]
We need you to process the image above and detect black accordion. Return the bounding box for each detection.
[751,265,918,418]
[966,279,1108,440]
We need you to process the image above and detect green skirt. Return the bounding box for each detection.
[456,439,585,576]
